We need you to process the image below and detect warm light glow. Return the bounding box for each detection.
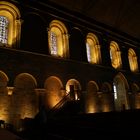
[0,71,10,123]
[48,20,69,58]
[44,76,64,109]
[0,1,21,47]
[0,114,9,123]
[66,79,81,100]
[86,33,101,64]
[110,41,122,69]
[7,87,14,95]
[128,48,138,72]
[135,102,140,109]
[86,105,97,113]
[66,79,81,93]
[85,81,99,113]
[102,105,110,112]
[134,95,140,109]
[14,73,38,120]
[46,91,62,108]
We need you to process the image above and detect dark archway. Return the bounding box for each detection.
[113,73,130,111]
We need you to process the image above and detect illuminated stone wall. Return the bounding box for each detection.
[99,93,114,112]
[0,89,39,129]
[131,93,140,109]
[0,91,11,123]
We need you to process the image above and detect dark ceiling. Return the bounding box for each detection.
[49,0,140,42]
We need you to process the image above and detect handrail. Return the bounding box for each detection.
[48,92,71,117]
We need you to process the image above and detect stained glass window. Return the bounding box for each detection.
[86,42,91,62]
[50,31,57,55]
[0,16,8,44]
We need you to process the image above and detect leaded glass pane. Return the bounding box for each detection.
[113,82,117,99]
[0,16,8,44]
[86,42,91,62]
[50,31,57,55]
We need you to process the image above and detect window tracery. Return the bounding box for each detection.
[0,16,8,45]
[50,31,57,55]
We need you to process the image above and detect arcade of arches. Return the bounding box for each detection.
[0,70,140,129]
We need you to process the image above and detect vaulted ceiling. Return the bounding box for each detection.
[49,0,140,42]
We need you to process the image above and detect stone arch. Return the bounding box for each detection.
[113,72,130,111]
[44,76,64,110]
[101,82,112,93]
[13,73,38,123]
[14,73,37,90]
[66,79,81,101]
[131,83,140,109]
[131,83,139,94]
[100,82,114,112]
[85,81,99,113]
[0,71,9,123]
[0,70,9,88]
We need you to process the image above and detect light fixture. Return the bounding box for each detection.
[7,87,14,95]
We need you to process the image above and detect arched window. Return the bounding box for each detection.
[48,20,69,58]
[0,1,21,48]
[113,73,130,111]
[110,41,122,69]
[128,48,138,72]
[86,33,101,64]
